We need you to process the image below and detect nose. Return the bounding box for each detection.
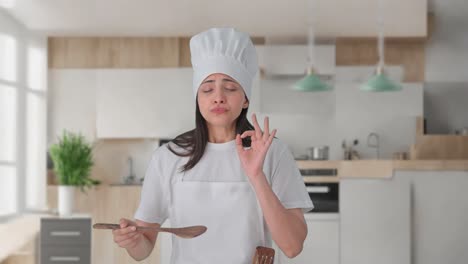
[213,85,226,104]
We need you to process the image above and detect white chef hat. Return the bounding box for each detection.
[190,27,258,100]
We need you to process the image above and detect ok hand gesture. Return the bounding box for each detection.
[236,113,277,182]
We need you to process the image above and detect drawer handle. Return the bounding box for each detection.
[306,186,330,193]
[50,231,81,237]
[50,256,80,262]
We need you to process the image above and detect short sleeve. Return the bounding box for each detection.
[134,148,170,224]
[271,147,314,213]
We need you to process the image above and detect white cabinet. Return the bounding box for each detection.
[396,171,468,264]
[96,68,195,138]
[276,214,339,264]
[340,177,411,264]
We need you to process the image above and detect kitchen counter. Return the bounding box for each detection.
[297,159,468,179]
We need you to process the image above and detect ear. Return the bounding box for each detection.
[243,97,249,109]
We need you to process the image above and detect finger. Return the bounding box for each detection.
[114,229,139,243]
[235,134,245,154]
[119,233,141,248]
[265,129,277,148]
[240,130,255,139]
[120,218,135,228]
[119,239,137,249]
[120,218,128,228]
[263,116,270,141]
[251,113,262,139]
[114,225,136,236]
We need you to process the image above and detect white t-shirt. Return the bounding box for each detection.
[134,138,314,225]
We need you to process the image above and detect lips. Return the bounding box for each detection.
[211,107,227,114]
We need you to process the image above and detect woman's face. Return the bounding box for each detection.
[197,73,249,128]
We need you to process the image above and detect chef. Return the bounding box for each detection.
[112,27,314,263]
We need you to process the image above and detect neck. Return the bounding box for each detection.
[207,123,236,143]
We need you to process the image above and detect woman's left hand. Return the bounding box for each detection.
[236,113,277,182]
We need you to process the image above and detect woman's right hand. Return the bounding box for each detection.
[112,218,144,250]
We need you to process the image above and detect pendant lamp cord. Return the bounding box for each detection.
[377,0,385,69]
[307,0,315,70]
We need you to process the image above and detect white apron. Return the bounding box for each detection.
[169,170,269,264]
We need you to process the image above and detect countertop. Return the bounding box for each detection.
[297,159,468,181]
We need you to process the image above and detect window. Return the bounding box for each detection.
[0,14,47,219]
[0,33,18,218]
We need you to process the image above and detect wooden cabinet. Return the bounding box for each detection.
[96,68,195,138]
[340,177,411,264]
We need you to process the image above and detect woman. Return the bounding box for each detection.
[112,27,313,263]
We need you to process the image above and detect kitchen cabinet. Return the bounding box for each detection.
[96,68,195,138]
[40,216,92,264]
[276,213,339,264]
[396,171,468,264]
[340,177,411,264]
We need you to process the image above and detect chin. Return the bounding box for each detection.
[205,116,235,127]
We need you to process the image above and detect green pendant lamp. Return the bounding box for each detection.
[294,67,332,91]
[360,0,402,92]
[361,65,402,92]
[293,0,332,92]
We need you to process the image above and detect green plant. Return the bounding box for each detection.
[49,130,100,191]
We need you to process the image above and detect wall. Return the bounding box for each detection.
[423,0,468,134]
[425,0,468,82]
[424,82,468,134]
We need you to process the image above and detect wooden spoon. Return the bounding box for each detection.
[93,223,207,239]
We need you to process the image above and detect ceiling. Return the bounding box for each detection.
[2,0,427,37]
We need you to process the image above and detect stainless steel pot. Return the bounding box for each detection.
[308,146,329,160]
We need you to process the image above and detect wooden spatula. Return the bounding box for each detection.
[251,246,275,264]
[93,223,207,239]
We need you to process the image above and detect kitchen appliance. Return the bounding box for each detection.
[300,168,337,176]
[308,146,329,160]
[305,182,339,213]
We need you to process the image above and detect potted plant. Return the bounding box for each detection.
[49,130,100,216]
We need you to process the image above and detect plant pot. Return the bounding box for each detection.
[58,185,75,217]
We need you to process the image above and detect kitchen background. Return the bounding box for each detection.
[1,0,468,264]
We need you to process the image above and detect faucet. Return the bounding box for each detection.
[125,156,136,184]
[367,132,380,159]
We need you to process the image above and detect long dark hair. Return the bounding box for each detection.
[167,96,254,172]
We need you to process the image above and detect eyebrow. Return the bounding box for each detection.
[202,78,237,84]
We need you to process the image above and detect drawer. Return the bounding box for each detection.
[41,218,91,246]
[41,245,90,264]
